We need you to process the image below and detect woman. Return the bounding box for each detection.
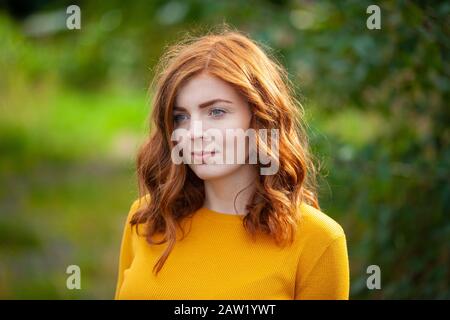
[114,28,349,300]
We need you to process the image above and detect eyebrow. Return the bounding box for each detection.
[173,99,232,111]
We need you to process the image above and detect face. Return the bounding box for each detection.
[172,72,253,181]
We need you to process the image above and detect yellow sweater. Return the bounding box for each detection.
[115,196,350,300]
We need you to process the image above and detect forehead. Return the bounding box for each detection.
[175,72,241,108]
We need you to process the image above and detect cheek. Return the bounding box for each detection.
[238,104,253,129]
[214,124,252,163]
[227,111,252,130]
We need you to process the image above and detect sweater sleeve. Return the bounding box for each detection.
[295,234,350,300]
[114,199,140,299]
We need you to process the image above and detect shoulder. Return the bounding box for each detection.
[296,202,346,244]
[293,202,349,297]
[130,194,151,212]
[125,194,152,223]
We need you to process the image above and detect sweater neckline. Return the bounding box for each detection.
[196,207,246,224]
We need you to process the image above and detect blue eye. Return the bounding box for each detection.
[209,108,226,118]
[173,114,189,123]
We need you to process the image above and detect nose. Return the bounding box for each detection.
[189,119,204,140]
[188,119,205,155]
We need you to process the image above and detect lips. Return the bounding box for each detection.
[191,150,217,162]
[191,151,216,157]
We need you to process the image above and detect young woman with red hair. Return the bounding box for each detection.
[115,28,349,300]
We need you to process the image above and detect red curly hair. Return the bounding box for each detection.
[131,27,320,275]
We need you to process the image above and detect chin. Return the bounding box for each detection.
[189,163,243,181]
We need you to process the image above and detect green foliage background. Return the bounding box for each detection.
[0,0,448,299]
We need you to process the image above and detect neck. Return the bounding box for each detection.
[203,165,258,215]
